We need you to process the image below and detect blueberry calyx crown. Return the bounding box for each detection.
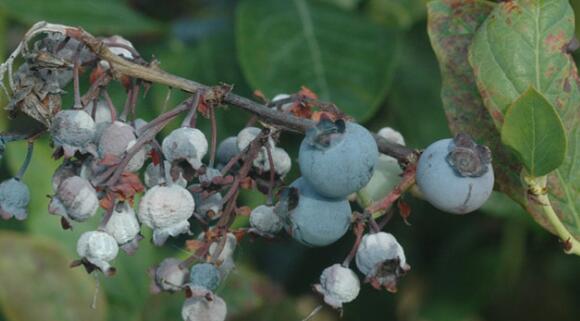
[445,133,492,177]
[305,119,346,149]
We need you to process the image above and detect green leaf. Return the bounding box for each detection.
[0,0,160,35]
[501,87,567,177]
[468,0,580,241]
[236,0,399,121]
[0,232,106,321]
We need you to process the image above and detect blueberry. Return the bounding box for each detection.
[150,258,189,293]
[250,205,283,234]
[138,184,195,246]
[299,120,378,198]
[188,263,221,291]
[216,136,239,166]
[0,178,30,220]
[50,109,97,157]
[355,232,410,292]
[416,134,494,214]
[76,230,119,275]
[98,121,146,172]
[181,295,227,321]
[314,264,360,309]
[49,176,99,224]
[279,177,352,247]
[162,127,208,170]
[355,232,407,277]
[103,202,142,255]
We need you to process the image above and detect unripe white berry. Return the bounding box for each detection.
[377,127,405,146]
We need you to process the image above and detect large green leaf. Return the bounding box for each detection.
[501,87,567,177]
[469,0,580,241]
[236,0,399,121]
[0,232,106,321]
[427,0,531,214]
[0,0,160,35]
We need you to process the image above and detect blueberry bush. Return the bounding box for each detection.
[0,1,580,321]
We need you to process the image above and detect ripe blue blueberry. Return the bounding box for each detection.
[416,134,494,214]
[216,136,239,166]
[0,178,30,220]
[299,120,379,198]
[188,263,221,292]
[278,177,352,247]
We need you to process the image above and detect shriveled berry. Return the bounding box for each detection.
[162,127,208,170]
[0,178,30,220]
[314,264,360,309]
[253,147,291,177]
[103,202,142,255]
[49,176,99,224]
[181,295,227,321]
[150,258,189,293]
[250,205,283,234]
[51,160,81,191]
[76,230,119,275]
[98,121,146,172]
[138,184,195,246]
[355,232,409,292]
[50,110,96,157]
[299,120,378,198]
[193,190,223,221]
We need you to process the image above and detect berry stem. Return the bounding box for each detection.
[60,24,415,162]
[208,105,217,168]
[72,42,83,109]
[265,143,276,205]
[367,164,417,216]
[525,175,580,256]
[15,141,33,179]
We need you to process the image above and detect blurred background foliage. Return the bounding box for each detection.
[0,0,579,321]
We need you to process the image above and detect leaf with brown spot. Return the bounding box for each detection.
[427,0,532,215]
[468,0,580,241]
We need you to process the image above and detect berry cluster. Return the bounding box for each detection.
[0,28,495,320]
